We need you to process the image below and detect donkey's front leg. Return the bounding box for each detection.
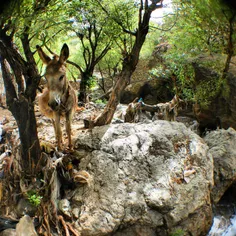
[54,113,63,150]
[65,111,73,150]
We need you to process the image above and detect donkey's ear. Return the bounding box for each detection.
[36,45,51,65]
[59,44,69,63]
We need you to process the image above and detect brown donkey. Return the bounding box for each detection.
[36,44,77,150]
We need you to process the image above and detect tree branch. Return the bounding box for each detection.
[93,43,111,66]
[79,35,90,68]
[0,58,18,105]
[95,0,137,36]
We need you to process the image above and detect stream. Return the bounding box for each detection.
[208,211,236,236]
[208,184,236,236]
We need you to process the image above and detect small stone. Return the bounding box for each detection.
[16,215,37,236]
[0,229,16,236]
[58,199,71,218]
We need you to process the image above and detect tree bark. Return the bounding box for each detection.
[94,66,132,126]
[78,71,92,103]
[0,32,41,175]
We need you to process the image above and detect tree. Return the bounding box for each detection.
[74,15,112,102]
[64,0,124,103]
[0,0,77,174]
[35,0,120,104]
[212,0,236,78]
[0,0,53,175]
[94,0,164,126]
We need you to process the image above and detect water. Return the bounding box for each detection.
[208,215,236,236]
[208,184,236,236]
[223,216,236,236]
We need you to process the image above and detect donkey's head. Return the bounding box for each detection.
[37,44,69,110]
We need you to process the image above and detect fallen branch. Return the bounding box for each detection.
[124,95,185,123]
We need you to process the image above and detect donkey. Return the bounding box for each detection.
[36,44,77,150]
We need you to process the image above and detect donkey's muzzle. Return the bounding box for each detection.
[48,93,61,110]
[48,100,59,110]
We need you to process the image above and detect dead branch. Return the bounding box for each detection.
[124,95,186,123]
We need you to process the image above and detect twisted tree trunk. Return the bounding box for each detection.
[94,65,133,125]
[0,32,41,175]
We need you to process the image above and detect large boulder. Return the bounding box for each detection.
[72,121,214,235]
[204,128,236,203]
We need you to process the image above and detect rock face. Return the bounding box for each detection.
[72,121,214,235]
[204,128,236,204]
[120,58,174,105]
[192,58,236,132]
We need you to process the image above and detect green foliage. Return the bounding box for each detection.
[141,29,161,59]
[27,190,42,207]
[162,0,229,60]
[150,66,172,80]
[150,0,235,106]
[98,48,122,74]
[169,228,185,236]
[166,0,229,54]
[195,78,220,108]
[4,0,233,107]
[95,99,107,105]
[150,52,196,101]
[87,76,97,89]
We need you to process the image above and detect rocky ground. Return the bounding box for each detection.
[0,103,236,236]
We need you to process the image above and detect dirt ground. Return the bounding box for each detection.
[0,103,100,153]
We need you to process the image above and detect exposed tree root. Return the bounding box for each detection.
[66,222,80,236]
[0,145,83,235]
[58,215,70,236]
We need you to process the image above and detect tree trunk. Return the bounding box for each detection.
[1,59,41,175]
[0,33,41,175]
[78,72,90,103]
[94,65,132,126]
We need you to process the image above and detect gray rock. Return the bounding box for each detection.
[16,215,37,236]
[58,199,71,218]
[73,121,214,235]
[16,198,37,217]
[204,127,236,203]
